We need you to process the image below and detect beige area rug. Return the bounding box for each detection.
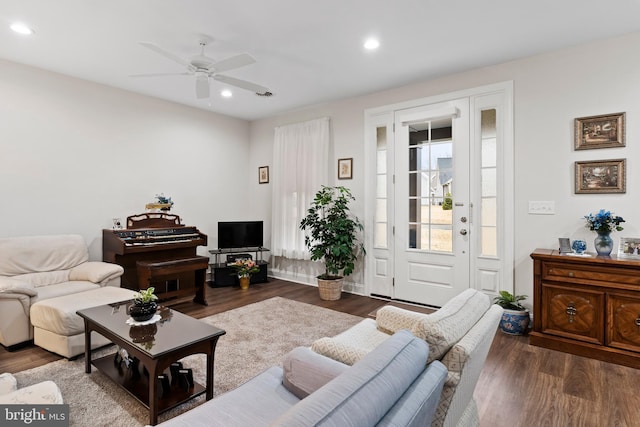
[13,297,363,426]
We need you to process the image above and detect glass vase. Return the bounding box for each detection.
[594,231,613,256]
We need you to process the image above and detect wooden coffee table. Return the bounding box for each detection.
[77,301,226,425]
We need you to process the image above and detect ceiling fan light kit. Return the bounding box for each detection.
[135,40,271,99]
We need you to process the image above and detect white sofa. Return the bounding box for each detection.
[311,289,503,427]
[0,372,63,404]
[0,234,124,348]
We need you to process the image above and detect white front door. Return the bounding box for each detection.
[364,82,514,307]
[394,99,470,306]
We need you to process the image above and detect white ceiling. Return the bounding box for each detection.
[2,1,640,121]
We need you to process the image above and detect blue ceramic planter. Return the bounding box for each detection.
[499,309,530,335]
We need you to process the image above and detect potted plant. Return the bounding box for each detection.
[493,290,530,335]
[300,186,365,300]
[230,258,260,290]
[129,287,159,322]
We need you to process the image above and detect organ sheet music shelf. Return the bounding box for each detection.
[103,213,208,304]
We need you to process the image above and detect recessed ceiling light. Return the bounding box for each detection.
[221,89,232,98]
[10,22,34,35]
[364,38,380,50]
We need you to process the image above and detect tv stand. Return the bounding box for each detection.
[208,247,270,287]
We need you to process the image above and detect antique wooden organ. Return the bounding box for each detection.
[103,213,208,304]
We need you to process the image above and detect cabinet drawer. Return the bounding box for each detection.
[608,293,640,353]
[543,262,640,286]
[541,284,604,344]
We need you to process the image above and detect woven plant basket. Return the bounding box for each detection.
[317,277,343,301]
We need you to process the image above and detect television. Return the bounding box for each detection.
[218,221,263,249]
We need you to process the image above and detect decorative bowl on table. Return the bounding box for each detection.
[571,240,587,254]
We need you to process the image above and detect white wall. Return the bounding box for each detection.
[1,59,250,260]
[249,31,640,304]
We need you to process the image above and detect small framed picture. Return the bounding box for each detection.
[618,237,640,259]
[338,158,353,180]
[258,166,269,184]
[575,112,625,150]
[574,158,626,194]
[558,238,572,254]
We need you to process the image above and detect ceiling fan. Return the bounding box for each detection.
[132,39,272,99]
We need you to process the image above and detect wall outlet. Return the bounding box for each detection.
[528,201,555,215]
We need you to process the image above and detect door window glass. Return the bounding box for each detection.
[408,119,453,252]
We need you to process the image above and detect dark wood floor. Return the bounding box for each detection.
[3,279,640,426]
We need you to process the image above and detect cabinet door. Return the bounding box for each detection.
[542,283,604,344]
[608,292,640,353]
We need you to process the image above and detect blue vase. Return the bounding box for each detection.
[594,231,613,256]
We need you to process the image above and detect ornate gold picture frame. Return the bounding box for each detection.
[574,112,625,150]
[574,158,626,194]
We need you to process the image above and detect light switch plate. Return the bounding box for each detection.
[528,201,555,215]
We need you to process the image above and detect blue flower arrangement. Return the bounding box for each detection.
[584,209,625,234]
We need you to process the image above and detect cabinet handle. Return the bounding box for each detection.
[566,302,577,324]
[568,272,575,278]
[635,315,640,334]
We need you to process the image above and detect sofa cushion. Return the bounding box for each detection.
[0,235,88,276]
[0,380,63,405]
[411,289,490,363]
[376,305,427,334]
[0,373,17,395]
[282,346,350,399]
[311,318,389,365]
[273,330,430,427]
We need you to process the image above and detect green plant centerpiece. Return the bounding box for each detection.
[493,290,530,335]
[300,186,365,300]
[129,287,159,322]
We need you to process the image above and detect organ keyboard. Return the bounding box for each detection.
[102,213,208,298]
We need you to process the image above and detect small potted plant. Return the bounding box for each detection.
[493,290,530,335]
[300,186,365,300]
[231,259,260,290]
[129,287,159,322]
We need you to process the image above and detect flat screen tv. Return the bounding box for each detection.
[218,221,263,249]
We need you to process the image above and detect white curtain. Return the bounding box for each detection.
[271,117,329,259]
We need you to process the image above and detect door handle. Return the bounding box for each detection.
[460,229,468,236]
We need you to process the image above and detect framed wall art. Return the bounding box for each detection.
[574,112,625,150]
[258,166,269,184]
[574,158,626,194]
[618,237,640,259]
[338,158,353,180]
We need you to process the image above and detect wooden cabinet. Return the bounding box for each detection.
[530,249,640,368]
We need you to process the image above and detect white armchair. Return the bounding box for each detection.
[0,234,124,347]
[0,373,63,404]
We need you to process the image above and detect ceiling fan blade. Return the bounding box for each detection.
[213,74,269,94]
[139,42,192,69]
[195,75,210,99]
[208,53,256,73]
[129,72,191,78]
